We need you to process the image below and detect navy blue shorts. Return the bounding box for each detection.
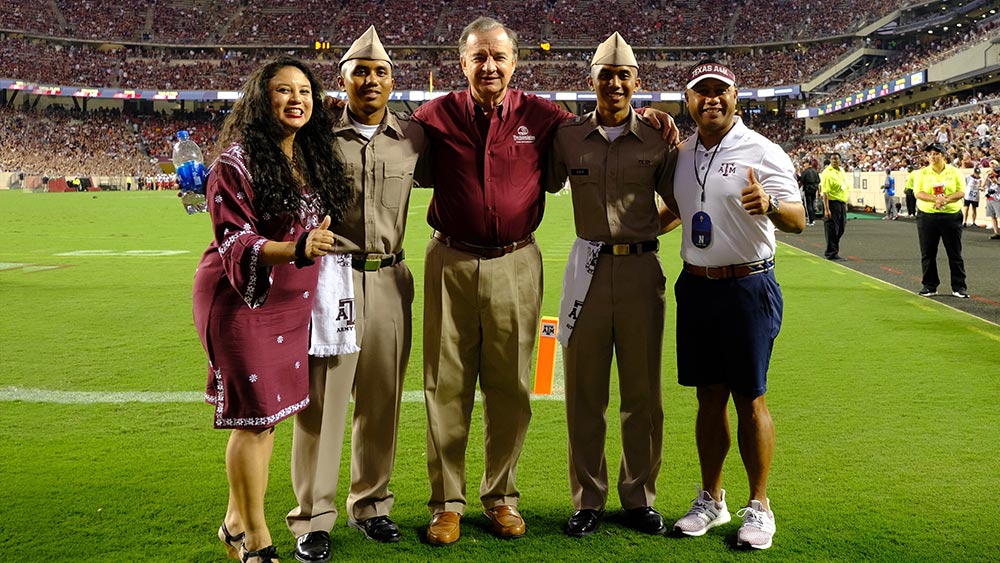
[674,269,783,397]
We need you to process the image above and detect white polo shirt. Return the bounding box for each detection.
[674,116,800,267]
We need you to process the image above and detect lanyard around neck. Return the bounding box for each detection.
[693,123,735,206]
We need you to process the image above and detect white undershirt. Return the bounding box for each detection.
[601,124,627,142]
[349,117,379,140]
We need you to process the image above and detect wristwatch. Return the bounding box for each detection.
[766,195,781,215]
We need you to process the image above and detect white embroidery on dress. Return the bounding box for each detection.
[244,238,269,308]
[303,291,310,299]
[214,396,310,428]
[217,145,253,183]
[277,336,284,344]
[249,373,258,383]
[295,361,301,369]
[277,394,282,403]
[212,368,225,418]
[215,195,223,204]
[219,226,251,256]
[237,191,245,201]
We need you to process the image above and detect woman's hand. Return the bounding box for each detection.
[304,215,334,259]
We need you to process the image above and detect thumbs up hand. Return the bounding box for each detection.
[741,167,769,215]
[305,215,334,259]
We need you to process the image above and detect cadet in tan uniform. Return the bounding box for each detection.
[287,27,427,562]
[546,32,679,538]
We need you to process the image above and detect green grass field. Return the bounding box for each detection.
[1,189,998,562]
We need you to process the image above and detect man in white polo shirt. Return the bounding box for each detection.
[662,59,804,550]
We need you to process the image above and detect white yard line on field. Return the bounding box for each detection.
[0,387,565,404]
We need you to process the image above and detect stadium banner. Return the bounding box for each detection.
[0,81,800,103]
[796,70,927,119]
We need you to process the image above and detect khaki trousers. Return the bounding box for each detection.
[286,264,413,536]
[423,237,542,514]
[564,252,665,511]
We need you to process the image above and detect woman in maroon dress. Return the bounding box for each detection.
[193,57,352,563]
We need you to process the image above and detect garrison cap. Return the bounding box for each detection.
[591,32,638,68]
[340,25,392,67]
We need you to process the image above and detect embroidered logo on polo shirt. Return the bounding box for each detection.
[513,125,536,144]
[719,163,737,176]
[571,168,589,176]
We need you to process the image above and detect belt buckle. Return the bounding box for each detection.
[612,243,630,256]
[364,254,381,271]
[705,266,719,280]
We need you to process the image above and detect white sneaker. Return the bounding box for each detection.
[736,499,776,550]
[673,489,731,536]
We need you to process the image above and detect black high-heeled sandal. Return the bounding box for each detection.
[217,523,245,560]
[242,544,279,563]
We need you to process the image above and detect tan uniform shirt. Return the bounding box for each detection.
[548,110,671,243]
[332,110,426,255]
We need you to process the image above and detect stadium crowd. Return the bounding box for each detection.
[0,106,163,177]
[4,0,922,46]
[790,103,1000,173]
[811,19,1000,107]
[2,0,995,182]
[0,35,862,92]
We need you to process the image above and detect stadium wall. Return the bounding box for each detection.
[1,169,975,214]
[928,38,1000,83]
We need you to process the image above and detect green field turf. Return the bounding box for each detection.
[1,189,998,562]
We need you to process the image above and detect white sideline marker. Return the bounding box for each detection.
[0,387,565,404]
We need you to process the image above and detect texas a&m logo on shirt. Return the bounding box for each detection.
[513,125,536,144]
[719,163,737,177]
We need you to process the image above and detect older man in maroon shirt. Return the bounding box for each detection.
[413,16,675,546]
[412,16,573,546]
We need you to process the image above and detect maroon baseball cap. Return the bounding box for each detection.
[686,62,736,90]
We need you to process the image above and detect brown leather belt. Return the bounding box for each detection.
[351,250,405,272]
[683,258,775,280]
[432,230,534,259]
[599,240,658,255]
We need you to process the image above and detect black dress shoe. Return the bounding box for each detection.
[566,509,604,537]
[294,531,331,563]
[623,506,667,535]
[349,515,402,543]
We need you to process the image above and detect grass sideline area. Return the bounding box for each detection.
[1,189,998,563]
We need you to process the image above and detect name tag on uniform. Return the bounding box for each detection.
[571,168,589,176]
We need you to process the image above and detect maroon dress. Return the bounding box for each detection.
[193,144,322,429]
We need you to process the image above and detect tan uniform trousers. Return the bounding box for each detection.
[423,237,542,514]
[564,252,665,511]
[286,263,413,535]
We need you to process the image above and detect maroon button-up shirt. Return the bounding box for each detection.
[413,88,572,246]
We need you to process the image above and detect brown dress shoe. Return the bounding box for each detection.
[427,511,461,546]
[484,505,526,538]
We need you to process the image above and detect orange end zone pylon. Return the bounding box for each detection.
[533,316,559,394]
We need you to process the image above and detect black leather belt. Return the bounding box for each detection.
[432,231,534,259]
[683,258,775,280]
[351,250,405,272]
[598,240,659,255]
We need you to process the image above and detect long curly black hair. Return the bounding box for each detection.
[216,56,353,224]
